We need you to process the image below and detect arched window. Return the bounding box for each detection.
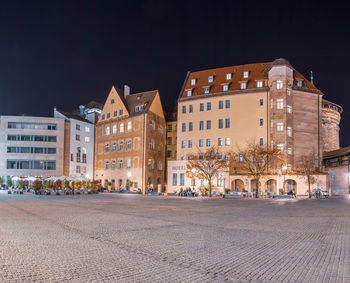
[120,123,124,133]
[149,139,155,150]
[105,126,110,136]
[126,140,132,150]
[149,120,155,131]
[127,121,132,131]
[119,141,124,151]
[157,160,162,170]
[112,124,117,134]
[105,143,109,152]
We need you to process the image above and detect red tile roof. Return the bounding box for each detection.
[179,60,320,99]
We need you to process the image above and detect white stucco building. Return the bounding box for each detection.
[0,116,65,180]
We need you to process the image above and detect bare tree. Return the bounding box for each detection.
[295,154,319,198]
[187,146,230,197]
[231,141,282,198]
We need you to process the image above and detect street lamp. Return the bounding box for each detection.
[127,172,132,178]
[282,165,287,194]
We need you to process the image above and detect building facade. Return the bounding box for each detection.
[168,58,335,194]
[322,99,342,152]
[0,116,65,180]
[54,108,95,179]
[94,86,166,193]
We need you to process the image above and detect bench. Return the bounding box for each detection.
[272,195,293,199]
[223,194,241,199]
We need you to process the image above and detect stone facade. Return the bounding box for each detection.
[322,99,342,152]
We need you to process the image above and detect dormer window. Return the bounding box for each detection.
[190,79,196,86]
[135,104,145,112]
[226,73,232,80]
[204,87,210,94]
[140,104,144,110]
[256,81,263,88]
[296,80,303,87]
[208,76,214,83]
[222,84,229,92]
[240,82,247,89]
[187,90,192,97]
[135,106,140,112]
[243,71,249,78]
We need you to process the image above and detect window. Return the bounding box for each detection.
[135,106,140,112]
[296,80,303,87]
[119,159,123,169]
[277,99,284,109]
[126,140,132,150]
[239,154,243,162]
[277,122,284,132]
[191,78,196,86]
[206,138,211,147]
[223,84,229,92]
[85,137,90,142]
[207,102,211,111]
[188,140,192,148]
[182,123,186,132]
[180,173,185,186]
[127,121,132,131]
[240,82,247,89]
[182,105,186,114]
[157,160,162,170]
[71,154,74,161]
[112,143,116,152]
[218,119,223,129]
[259,99,264,106]
[119,141,124,151]
[208,75,213,83]
[219,100,223,109]
[112,125,117,134]
[186,90,192,97]
[260,119,264,126]
[199,121,204,130]
[105,161,109,170]
[181,140,186,148]
[259,138,264,146]
[225,100,230,108]
[114,110,117,117]
[149,120,155,131]
[85,126,90,132]
[149,139,155,150]
[148,159,154,169]
[287,126,292,137]
[277,144,284,152]
[167,150,172,158]
[107,113,110,119]
[120,123,124,133]
[204,87,210,94]
[243,71,249,78]
[200,103,204,112]
[218,138,223,146]
[76,135,80,141]
[257,81,263,88]
[76,124,80,131]
[225,118,230,128]
[287,105,292,114]
[172,173,178,186]
[167,137,172,145]
[127,158,131,169]
[276,80,283,89]
[189,104,193,113]
[105,126,110,136]
[159,125,163,134]
[206,120,211,130]
[225,137,231,146]
[226,73,232,80]
[167,124,172,132]
[199,139,204,147]
[102,114,105,120]
[112,160,116,169]
[105,143,109,152]
[287,147,292,155]
[119,109,123,116]
[188,122,193,132]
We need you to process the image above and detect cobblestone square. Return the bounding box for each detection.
[0,192,349,282]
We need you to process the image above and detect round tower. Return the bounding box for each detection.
[322,99,342,152]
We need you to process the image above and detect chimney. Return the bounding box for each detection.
[124,85,130,99]
[79,105,85,116]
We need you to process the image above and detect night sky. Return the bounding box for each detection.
[1,1,349,145]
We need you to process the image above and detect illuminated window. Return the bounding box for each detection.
[226,73,232,80]
[277,144,284,152]
[240,82,247,89]
[277,99,284,109]
[105,126,110,136]
[225,137,231,146]
[85,126,90,132]
[187,90,192,97]
[257,81,263,88]
[112,125,117,134]
[287,126,292,137]
[277,122,284,132]
[208,76,213,83]
[287,105,292,113]
[127,121,132,131]
[243,71,249,78]
[119,123,124,133]
[191,79,196,86]
[85,137,90,143]
[276,80,283,89]
[287,147,292,155]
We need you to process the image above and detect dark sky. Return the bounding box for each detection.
[1,1,349,145]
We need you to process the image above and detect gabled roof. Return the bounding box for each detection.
[179,59,320,99]
[126,90,158,117]
[56,110,92,124]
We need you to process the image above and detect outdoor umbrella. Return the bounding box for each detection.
[12,177,21,181]
[26,177,38,181]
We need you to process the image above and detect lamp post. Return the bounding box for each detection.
[282,165,287,194]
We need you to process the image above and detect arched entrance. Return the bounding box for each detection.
[265,179,277,193]
[231,179,244,192]
[284,179,297,194]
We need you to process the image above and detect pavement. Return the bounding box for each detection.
[0,191,349,282]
